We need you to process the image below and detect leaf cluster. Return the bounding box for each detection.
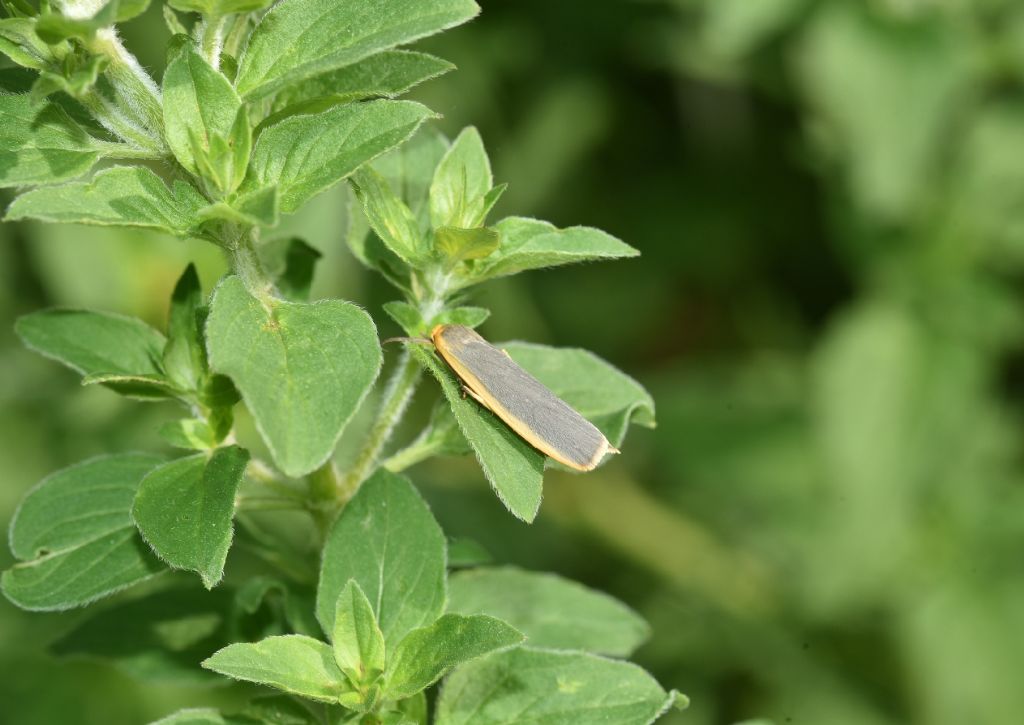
[0,0,681,722]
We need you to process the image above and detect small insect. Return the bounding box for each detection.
[430,324,618,471]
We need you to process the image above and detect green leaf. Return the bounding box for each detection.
[2,454,165,611]
[163,5,188,36]
[35,3,116,43]
[434,226,500,267]
[159,419,220,450]
[446,537,492,568]
[168,0,271,15]
[384,614,523,700]
[51,584,232,684]
[232,576,321,639]
[115,0,152,22]
[274,50,454,111]
[0,94,110,187]
[383,301,425,336]
[199,186,280,228]
[317,469,445,649]
[430,126,492,229]
[202,635,350,702]
[447,567,649,656]
[235,0,479,99]
[16,308,166,379]
[435,307,490,329]
[132,446,250,588]
[237,695,321,725]
[410,346,544,523]
[394,692,428,725]
[32,53,108,102]
[465,217,638,286]
[370,124,449,230]
[435,648,678,725]
[331,579,386,686]
[150,709,245,725]
[259,236,322,302]
[163,264,206,392]
[346,126,448,279]
[383,304,490,339]
[247,99,434,214]
[206,276,381,477]
[351,166,424,265]
[164,44,248,189]
[5,166,207,236]
[0,18,59,70]
[81,372,178,400]
[33,1,150,41]
[502,342,656,447]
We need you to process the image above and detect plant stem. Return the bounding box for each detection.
[382,435,443,473]
[200,15,228,69]
[85,28,165,152]
[229,227,276,301]
[339,350,423,499]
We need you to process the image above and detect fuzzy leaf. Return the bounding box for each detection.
[205,276,381,477]
[351,166,424,265]
[159,419,220,450]
[202,635,350,702]
[247,99,434,214]
[132,446,250,588]
[5,166,207,236]
[16,309,165,379]
[411,346,544,523]
[168,0,271,14]
[235,0,478,99]
[2,454,165,610]
[331,579,386,685]
[317,470,446,649]
[465,217,639,285]
[430,126,492,229]
[258,236,322,301]
[435,648,679,725]
[274,50,454,110]
[51,584,233,685]
[447,567,649,656]
[0,18,59,70]
[384,614,523,700]
[163,264,206,392]
[346,126,448,278]
[435,307,490,329]
[383,301,424,336]
[81,372,177,400]
[0,94,109,187]
[434,225,499,267]
[163,44,247,187]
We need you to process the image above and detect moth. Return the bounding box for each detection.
[431,324,617,471]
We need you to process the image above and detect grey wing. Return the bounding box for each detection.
[461,338,607,468]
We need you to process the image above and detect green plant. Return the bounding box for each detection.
[0,1,685,723]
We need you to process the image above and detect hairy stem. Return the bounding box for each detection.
[85,28,165,151]
[382,435,443,473]
[200,15,228,69]
[340,351,423,499]
[229,227,276,301]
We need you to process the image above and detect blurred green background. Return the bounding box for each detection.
[4,0,1024,723]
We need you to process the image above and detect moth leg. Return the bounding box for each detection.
[501,348,512,359]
